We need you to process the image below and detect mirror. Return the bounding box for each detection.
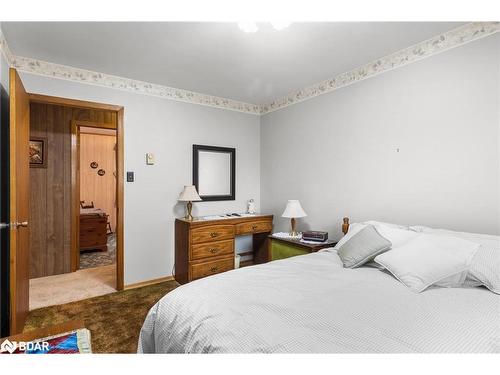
[193,145,235,201]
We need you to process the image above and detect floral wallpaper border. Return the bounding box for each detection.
[12,55,261,115]
[2,22,499,116]
[260,22,500,114]
[0,30,261,115]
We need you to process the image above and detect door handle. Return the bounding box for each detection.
[0,223,9,229]
[14,221,29,228]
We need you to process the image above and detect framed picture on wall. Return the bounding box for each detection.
[29,137,47,168]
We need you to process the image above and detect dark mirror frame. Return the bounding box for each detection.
[193,144,235,201]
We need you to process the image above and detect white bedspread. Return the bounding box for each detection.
[138,250,500,353]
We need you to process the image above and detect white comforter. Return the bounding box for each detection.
[138,250,500,353]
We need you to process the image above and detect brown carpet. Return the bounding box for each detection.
[24,280,179,353]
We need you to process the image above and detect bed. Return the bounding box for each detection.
[138,220,500,353]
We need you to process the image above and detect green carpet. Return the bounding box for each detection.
[24,280,179,353]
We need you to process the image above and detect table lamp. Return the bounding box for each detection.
[178,185,202,221]
[282,200,307,237]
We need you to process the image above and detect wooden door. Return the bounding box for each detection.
[9,68,30,334]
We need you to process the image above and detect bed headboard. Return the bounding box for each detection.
[342,217,350,235]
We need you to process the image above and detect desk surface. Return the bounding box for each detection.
[80,208,106,217]
[176,214,273,227]
[269,235,337,251]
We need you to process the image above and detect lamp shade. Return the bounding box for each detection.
[178,185,202,202]
[281,200,307,218]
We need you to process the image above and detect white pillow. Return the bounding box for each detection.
[372,225,419,249]
[363,220,410,230]
[335,222,417,251]
[374,233,480,293]
[337,225,392,268]
[333,223,367,249]
[408,226,500,292]
[466,245,500,294]
[410,226,496,240]
[409,225,431,233]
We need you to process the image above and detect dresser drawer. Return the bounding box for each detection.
[191,239,234,261]
[80,219,106,232]
[80,226,106,235]
[191,225,234,244]
[80,232,107,241]
[80,217,107,225]
[80,233,106,247]
[190,257,234,280]
[235,220,272,235]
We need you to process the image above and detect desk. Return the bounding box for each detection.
[268,235,337,260]
[174,214,273,284]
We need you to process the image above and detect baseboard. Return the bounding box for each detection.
[124,275,175,290]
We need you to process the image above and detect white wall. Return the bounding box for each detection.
[0,51,7,94]
[261,34,500,238]
[19,73,261,284]
[5,31,499,286]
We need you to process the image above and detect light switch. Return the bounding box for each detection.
[146,153,155,165]
[127,171,134,182]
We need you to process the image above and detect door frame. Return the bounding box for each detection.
[29,94,125,291]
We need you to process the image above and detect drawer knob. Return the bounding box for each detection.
[210,232,219,238]
[209,248,217,254]
[210,266,218,273]
[252,225,257,230]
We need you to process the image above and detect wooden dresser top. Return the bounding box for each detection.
[176,214,273,227]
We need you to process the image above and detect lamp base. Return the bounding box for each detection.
[289,217,299,237]
[185,201,193,221]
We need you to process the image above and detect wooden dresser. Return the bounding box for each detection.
[175,214,273,284]
[80,208,108,252]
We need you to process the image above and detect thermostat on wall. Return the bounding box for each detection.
[146,153,155,165]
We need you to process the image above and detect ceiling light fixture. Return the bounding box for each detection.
[270,21,291,31]
[238,21,258,33]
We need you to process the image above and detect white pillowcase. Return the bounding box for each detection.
[374,233,480,293]
[467,246,500,294]
[333,223,367,249]
[337,225,392,268]
[409,226,500,293]
[335,222,417,251]
[363,220,410,230]
[372,225,419,249]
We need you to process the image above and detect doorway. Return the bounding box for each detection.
[27,95,124,310]
[74,124,117,271]
[4,69,124,334]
